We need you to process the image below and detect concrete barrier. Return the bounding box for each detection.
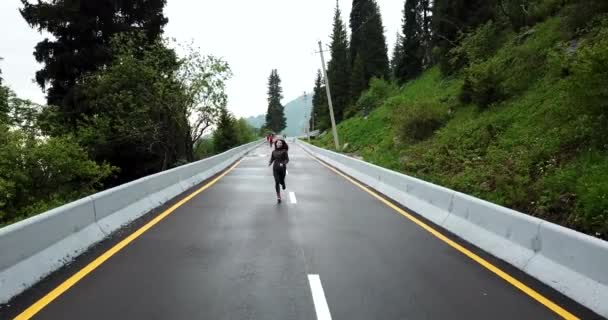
[298,140,608,317]
[0,140,261,304]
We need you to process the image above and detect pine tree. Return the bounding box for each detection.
[420,0,433,65]
[327,1,351,122]
[264,69,286,133]
[350,54,367,101]
[0,65,8,125]
[390,33,404,78]
[395,0,423,83]
[432,0,496,74]
[310,70,329,131]
[213,107,238,152]
[349,0,389,98]
[20,0,168,127]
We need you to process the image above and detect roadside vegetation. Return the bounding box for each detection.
[311,0,608,239]
[0,1,256,226]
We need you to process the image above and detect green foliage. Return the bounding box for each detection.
[346,78,398,118]
[350,54,368,105]
[314,68,459,170]
[395,101,448,143]
[311,70,329,132]
[498,0,564,30]
[432,0,498,75]
[460,17,563,108]
[211,111,255,155]
[313,14,608,239]
[193,138,215,160]
[213,108,238,152]
[395,0,424,82]
[540,152,608,237]
[390,33,404,78]
[565,17,608,118]
[20,0,168,122]
[0,83,114,225]
[328,3,351,123]
[449,21,504,65]
[234,118,257,144]
[0,84,10,125]
[349,0,390,97]
[76,34,189,182]
[265,69,286,133]
[563,0,608,35]
[178,43,232,161]
[460,61,505,108]
[0,129,114,225]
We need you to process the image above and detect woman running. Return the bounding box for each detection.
[268,138,289,203]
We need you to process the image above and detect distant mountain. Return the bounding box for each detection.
[245,95,313,136]
[244,114,265,129]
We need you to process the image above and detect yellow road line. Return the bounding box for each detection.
[307,152,579,320]
[14,160,242,320]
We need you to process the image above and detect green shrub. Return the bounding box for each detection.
[346,78,398,118]
[499,0,564,30]
[460,18,563,109]
[193,138,215,160]
[395,101,449,143]
[563,1,608,35]
[461,61,505,108]
[567,17,608,118]
[540,152,608,237]
[234,118,257,145]
[450,21,504,65]
[574,160,608,237]
[0,130,115,225]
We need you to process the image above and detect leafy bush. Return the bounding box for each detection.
[563,1,608,35]
[566,17,608,118]
[395,101,449,143]
[461,61,505,108]
[193,138,215,160]
[499,0,564,30]
[345,78,397,118]
[540,152,608,237]
[460,18,562,109]
[574,160,608,238]
[450,21,504,65]
[0,84,8,124]
[234,118,257,145]
[0,129,115,225]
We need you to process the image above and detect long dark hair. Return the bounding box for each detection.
[274,139,289,151]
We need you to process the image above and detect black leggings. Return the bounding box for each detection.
[273,166,286,194]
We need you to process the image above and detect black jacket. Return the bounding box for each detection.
[269,149,289,170]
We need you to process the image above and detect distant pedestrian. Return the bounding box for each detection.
[268,134,274,148]
[268,139,289,203]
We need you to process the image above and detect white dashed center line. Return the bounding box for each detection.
[308,274,332,320]
[289,192,297,204]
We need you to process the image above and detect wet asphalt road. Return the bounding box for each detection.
[4,144,602,320]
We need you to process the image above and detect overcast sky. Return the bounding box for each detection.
[0,0,402,118]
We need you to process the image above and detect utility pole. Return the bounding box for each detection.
[318,40,340,150]
[311,104,315,133]
[303,91,310,142]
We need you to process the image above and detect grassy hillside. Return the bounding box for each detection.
[313,14,608,239]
